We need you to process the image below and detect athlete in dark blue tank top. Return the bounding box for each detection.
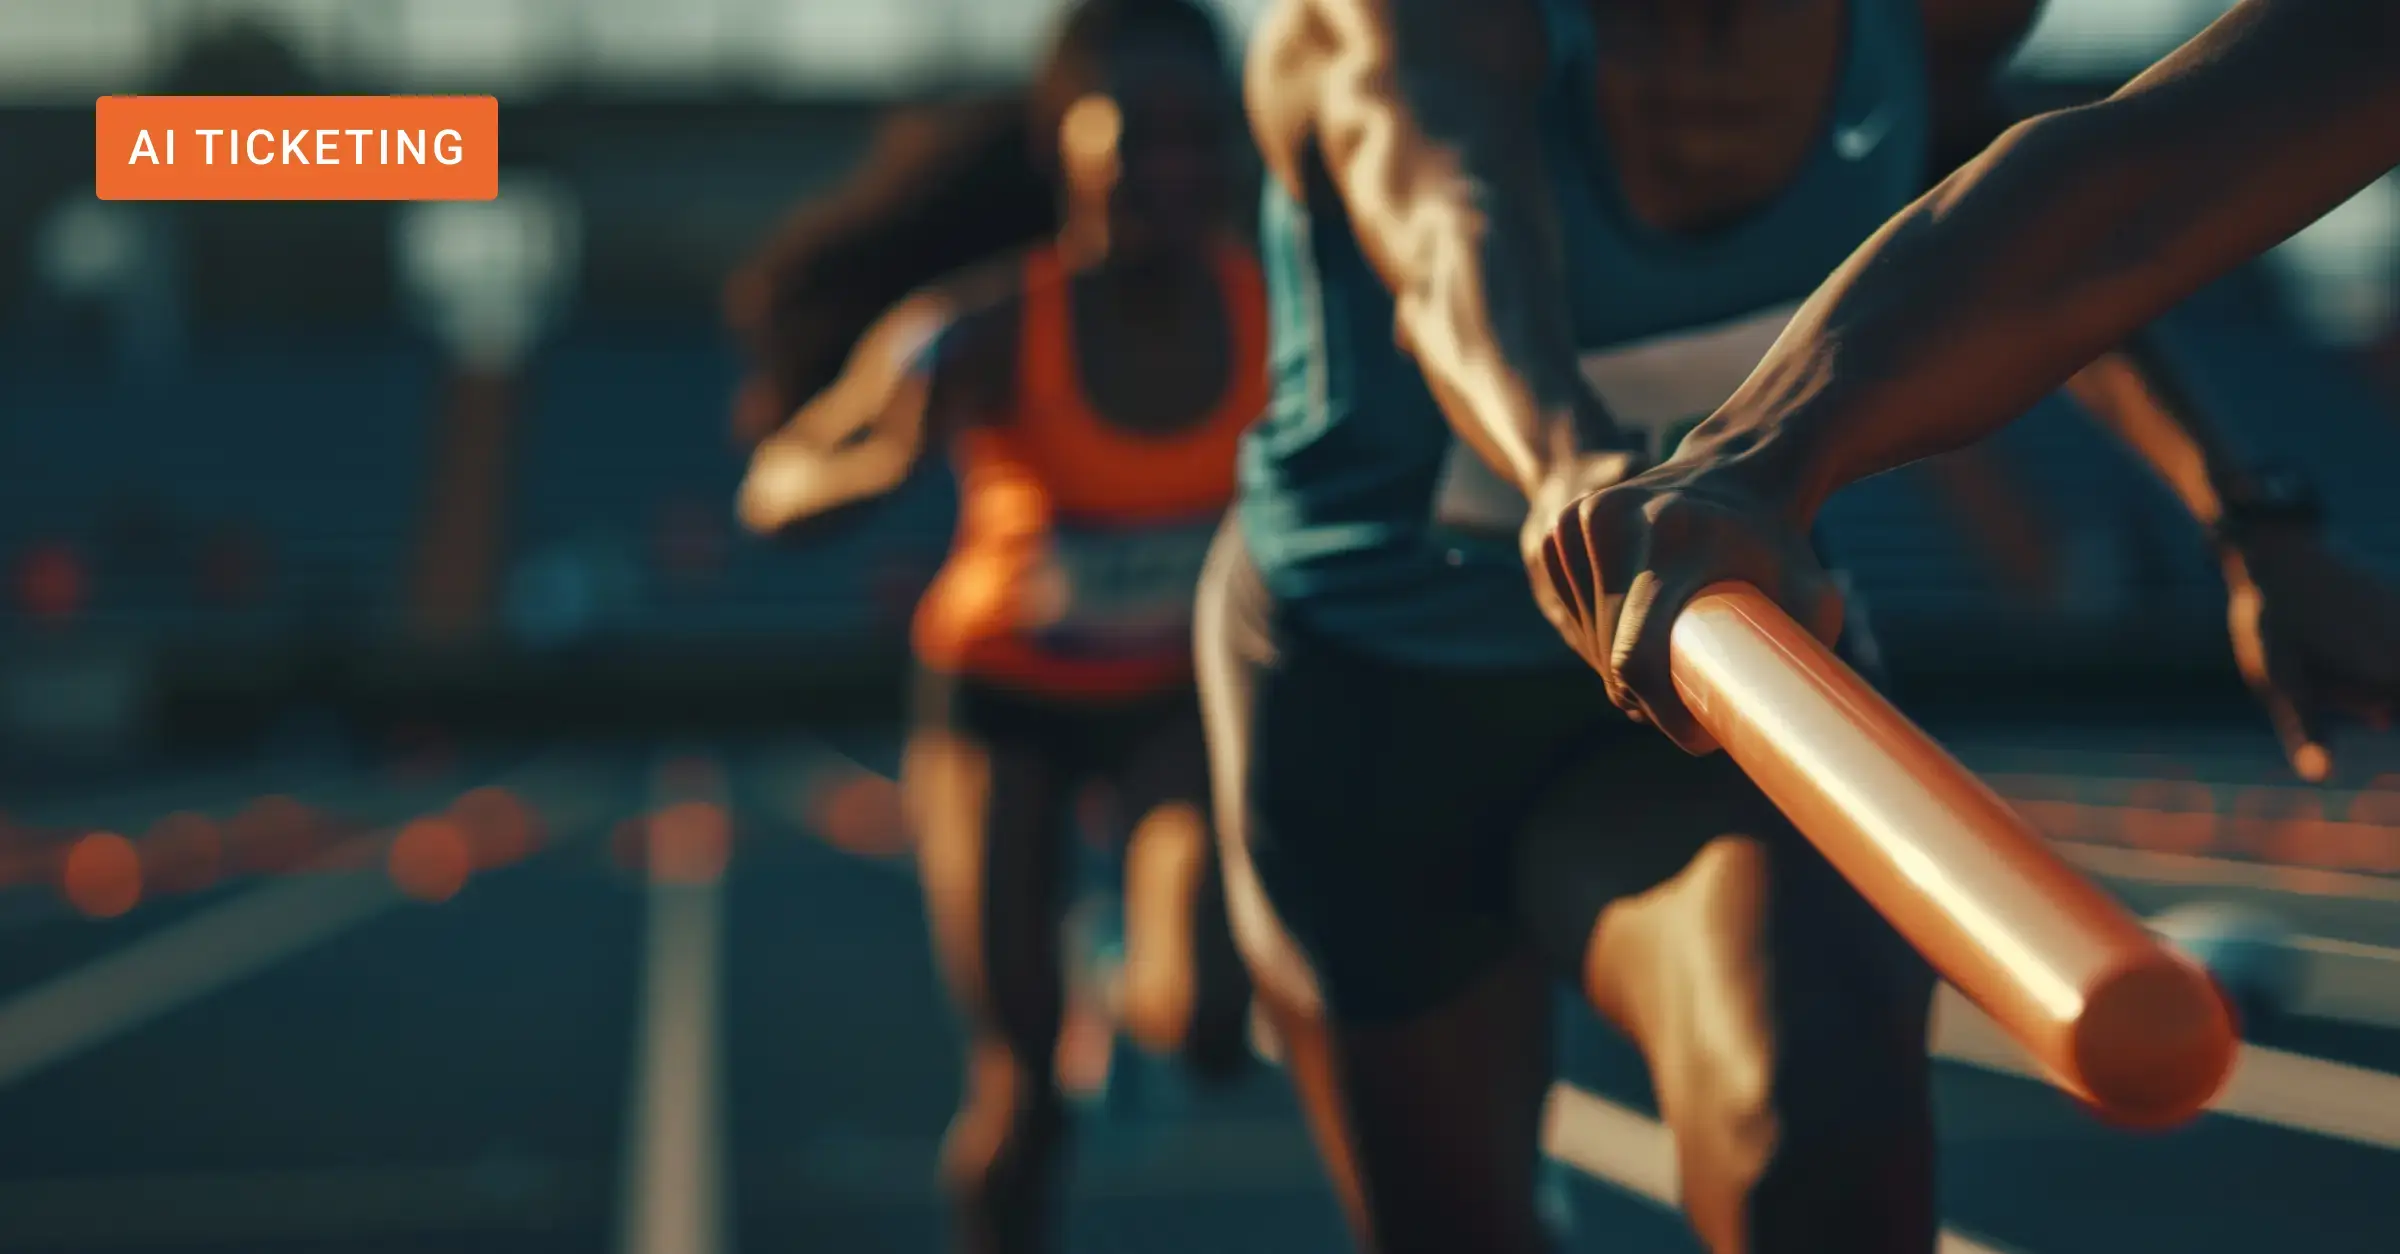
[1196,2,2049,1250]
[1207,2,2395,1250]
[1241,0,1928,667]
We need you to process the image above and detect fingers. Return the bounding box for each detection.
[2260,636,2334,783]
[1535,533,1596,672]
[2262,687,2334,784]
[1607,567,1715,752]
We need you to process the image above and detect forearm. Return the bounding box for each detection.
[2064,336,2261,530]
[737,304,950,531]
[1678,0,2400,524]
[1395,189,1612,491]
[1309,0,1618,494]
[737,397,925,531]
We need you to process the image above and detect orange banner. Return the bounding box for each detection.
[95,96,498,201]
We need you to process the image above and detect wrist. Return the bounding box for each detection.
[1670,419,1829,531]
[2208,464,2323,557]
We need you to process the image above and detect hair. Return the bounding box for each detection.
[726,0,1233,428]
[1030,0,1230,156]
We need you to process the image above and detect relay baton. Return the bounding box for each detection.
[1668,583,2239,1127]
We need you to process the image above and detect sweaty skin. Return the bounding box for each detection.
[1536,0,2400,767]
[1255,0,2353,761]
[1241,4,2050,1252]
[1249,0,1640,535]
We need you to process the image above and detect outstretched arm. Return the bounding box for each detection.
[737,265,1015,536]
[2065,336,2400,778]
[737,292,954,534]
[1683,0,2400,521]
[1537,0,2400,749]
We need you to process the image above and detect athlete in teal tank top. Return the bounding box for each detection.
[1209,2,2367,1250]
[1196,2,2062,1251]
[1239,0,1927,668]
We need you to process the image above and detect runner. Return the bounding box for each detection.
[1191,1,2355,1251]
[739,3,1260,1251]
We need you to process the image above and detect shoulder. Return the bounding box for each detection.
[1248,0,1549,192]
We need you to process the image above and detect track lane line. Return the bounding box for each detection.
[618,752,732,1254]
[0,754,611,1090]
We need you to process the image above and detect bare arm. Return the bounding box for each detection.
[1680,0,2400,525]
[1273,0,1622,496]
[2063,336,2270,533]
[1922,4,2297,550]
[737,281,1011,535]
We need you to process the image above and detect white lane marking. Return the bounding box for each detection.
[0,867,394,1087]
[753,744,2400,1196]
[2057,842,2400,1026]
[2056,840,2400,904]
[1929,987,2400,1151]
[2298,934,2400,963]
[2288,935,2400,1029]
[1539,1086,2016,1254]
[0,757,604,1091]
[618,756,731,1254]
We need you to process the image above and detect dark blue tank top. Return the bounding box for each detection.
[1238,0,1929,669]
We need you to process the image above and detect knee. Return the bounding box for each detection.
[1666,1042,1783,1202]
[1672,1038,1935,1252]
[943,1042,1069,1188]
[1119,963,1197,1059]
[1119,956,1256,1085]
[1744,1063,1936,1252]
[1219,845,1327,1024]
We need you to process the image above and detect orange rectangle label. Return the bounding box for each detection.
[96,96,498,201]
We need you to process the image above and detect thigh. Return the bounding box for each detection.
[1194,524,1567,1252]
[1105,693,1253,1062]
[908,672,1079,1045]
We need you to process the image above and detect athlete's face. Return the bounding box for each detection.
[1062,38,1233,256]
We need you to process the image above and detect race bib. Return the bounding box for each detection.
[1027,518,1220,655]
[1430,301,1801,536]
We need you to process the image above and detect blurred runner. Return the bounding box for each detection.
[1541,0,2400,785]
[1189,1,2356,1251]
[725,94,1053,453]
[737,3,1259,1251]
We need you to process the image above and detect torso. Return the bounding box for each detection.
[1240,0,1928,669]
[914,240,1269,699]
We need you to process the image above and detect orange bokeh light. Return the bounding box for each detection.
[451,786,541,869]
[647,801,731,884]
[388,816,473,903]
[811,773,909,858]
[62,832,142,918]
[18,543,87,623]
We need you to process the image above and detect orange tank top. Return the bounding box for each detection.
[912,241,1267,700]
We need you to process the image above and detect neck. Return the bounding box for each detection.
[1056,216,1215,318]
[1056,211,1109,266]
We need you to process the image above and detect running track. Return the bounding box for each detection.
[0,725,2395,1253]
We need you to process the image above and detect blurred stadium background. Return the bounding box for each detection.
[0,1,2396,1251]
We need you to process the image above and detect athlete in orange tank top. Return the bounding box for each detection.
[736,5,1260,1251]
[914,242,1265,697]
